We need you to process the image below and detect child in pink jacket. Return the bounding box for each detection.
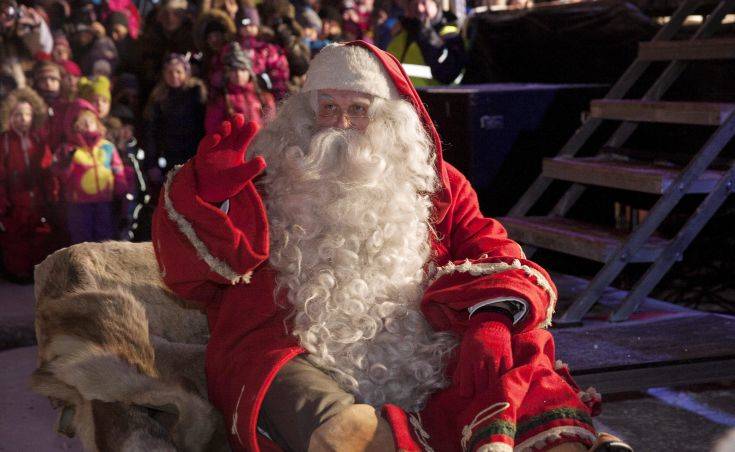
[54,99,127,244]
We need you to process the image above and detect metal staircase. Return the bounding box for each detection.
[501,0,735,325]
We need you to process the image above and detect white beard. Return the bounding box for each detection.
[251,93,457,411]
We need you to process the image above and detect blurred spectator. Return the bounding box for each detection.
[386,0,465,85]
[78,76,112,120]
[58,59,82,99]
[112,72,140,116]
[1,0,54,88]
[101,0,141,39]
[319,6,345,42]
[194,8,236,89]
[259,0,311,91]
[293,0,322,34]
[70,22,119,76]
[235,9,291,101]
[0,75,18,100]
[51,32,73,65]
[32,61,64,112]
[143,53,206,188]
[341,0,369,41]
[205,42,273,134]
[0,88,59,282]
[107,11,136,73]
[372,0,402,49]
[107,103,151,241]
[136,0,196,99]
[44,0,72,32]
[54,99,127,244]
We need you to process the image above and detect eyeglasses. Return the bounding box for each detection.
[316,103,371,121]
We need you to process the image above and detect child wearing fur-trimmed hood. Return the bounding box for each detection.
[0,87,59,281]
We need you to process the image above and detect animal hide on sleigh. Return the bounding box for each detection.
[30,241,230,452]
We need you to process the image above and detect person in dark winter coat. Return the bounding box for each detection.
[194,8,237,92]
[143,53,207,192]
[135,0,196,100]
[0,88,59,281]
[107,11,137,74]
[386,0,466,86]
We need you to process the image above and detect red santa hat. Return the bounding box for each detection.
[302,41,452,222]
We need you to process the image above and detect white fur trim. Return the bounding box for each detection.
[231,385,245,446]
[408,412,436,452]
[515,426,597,452]
[468,297,528,325]
[429,259,557,328]
[163,165,252,285]
[477,444,513,452]
[302,44,400,100]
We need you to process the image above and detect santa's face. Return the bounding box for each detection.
[10,101,32,135]
[315,89,372,132]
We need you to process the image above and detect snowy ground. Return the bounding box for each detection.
[1,279,734,451]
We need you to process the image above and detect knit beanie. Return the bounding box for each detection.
[223,42,252,71]
[237,7,260,27]
[59,59,82,77]
[78,75,112,101]
[53,32,71,50]
[302,43,399,100]
[163,53,192,75]
[107,11,129,29]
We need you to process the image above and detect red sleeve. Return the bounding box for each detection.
[151,161,269,308]
[421,164,557,334]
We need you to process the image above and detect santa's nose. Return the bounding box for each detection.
[334,112,351,129]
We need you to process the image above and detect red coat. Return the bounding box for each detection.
[153,41,597,452]
[0,130,58,277]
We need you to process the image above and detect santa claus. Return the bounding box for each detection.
[153,42,630,452]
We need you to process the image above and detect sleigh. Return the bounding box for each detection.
[30,241,230,451]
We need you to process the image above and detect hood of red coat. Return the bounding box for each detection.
[62,98,99,148]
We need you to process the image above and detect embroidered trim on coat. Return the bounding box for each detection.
[163,165,252,285]
[430,259,556,328]
[515,425,597,452]
[515,407,594,439]
[461,402,510,451]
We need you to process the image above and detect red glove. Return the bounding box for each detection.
[193,114,266,204]
[456,311,513,398]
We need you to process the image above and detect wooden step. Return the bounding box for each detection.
[590,100,735,125]
[543,157,724,194]
[639,38,735,61]
[499,216,669,263]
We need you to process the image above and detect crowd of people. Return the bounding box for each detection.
[0,0,467,282]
